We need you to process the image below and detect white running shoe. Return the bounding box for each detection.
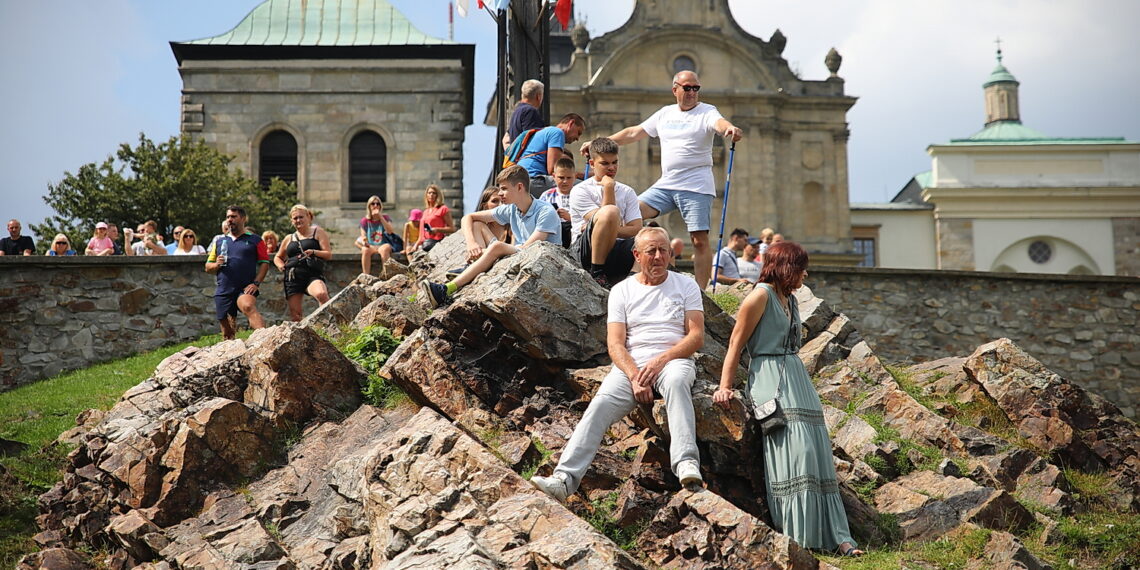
[531,473,570,501]
[677,460,703,487]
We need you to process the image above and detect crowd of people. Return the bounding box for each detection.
[9,69,861,556]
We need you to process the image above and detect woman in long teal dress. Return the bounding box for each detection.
[713,241,863,556]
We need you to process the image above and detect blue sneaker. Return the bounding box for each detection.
[445,265,469,278]
[418,280,449,308]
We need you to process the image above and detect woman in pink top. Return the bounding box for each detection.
[415,184,455,252]
[85,222,115,255]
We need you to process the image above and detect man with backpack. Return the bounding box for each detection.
[505,113,586,197]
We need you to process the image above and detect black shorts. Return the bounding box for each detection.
[571,217,636,282]
[422,239,441,252]
[284,267,324,298]
[215,287,259,321]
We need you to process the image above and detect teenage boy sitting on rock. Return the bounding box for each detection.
[570,137,643,289]
[418,165,562,308]
[531,226,706,501]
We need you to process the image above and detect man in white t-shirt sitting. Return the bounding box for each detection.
[570,137,643,288]
[531,227,706,501]
[711,228,749,286]
[605,70,742,290]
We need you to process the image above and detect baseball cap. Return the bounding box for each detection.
[746,237,761,245]
[95,222,108,229]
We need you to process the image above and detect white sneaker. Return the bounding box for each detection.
[677,460,703,487]
[531,473,570,501]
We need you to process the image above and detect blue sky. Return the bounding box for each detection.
[3,0,1139,240]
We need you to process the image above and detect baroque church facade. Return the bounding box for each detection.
[852,50,1140,276]
[170,0,474,242]
[549,0,860,264]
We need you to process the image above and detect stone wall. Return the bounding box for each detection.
[0,255,367,390]
[1114,217,1140,275]
[807,266,1139,418]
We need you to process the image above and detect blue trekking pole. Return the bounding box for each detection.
[710,140,737,293]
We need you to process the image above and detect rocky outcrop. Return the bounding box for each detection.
[24,239,1140,569]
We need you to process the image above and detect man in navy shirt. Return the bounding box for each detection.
[506,79,545,144]
[205,206,269,340]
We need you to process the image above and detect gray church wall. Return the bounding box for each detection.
[0,256,365,391]
[807,266,1139,418]
[180,59,468,243]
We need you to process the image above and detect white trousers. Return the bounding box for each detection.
[553,358,699,493]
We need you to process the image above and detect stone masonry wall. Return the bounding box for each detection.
[0,255,365,390]
[807,266,1140,418]
[1114,217,1140,276]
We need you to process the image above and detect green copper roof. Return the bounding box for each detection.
[983,63,1018,87]
[944,122,1132,146]
[914,170,933,188]
[181,0,452,47]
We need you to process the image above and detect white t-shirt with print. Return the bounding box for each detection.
[568,176,643,242]
[639,102,724,195]
[607,271,704,367]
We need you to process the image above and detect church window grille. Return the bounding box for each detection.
[349,131,387,202]
[673,55,696,75]
[1028,240,1052,264]
[259,130,298,188]
[854,238,876,267]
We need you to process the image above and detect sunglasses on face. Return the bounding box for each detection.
[183,235,195,239]
[55,241,68,246]
[674,84,701,92]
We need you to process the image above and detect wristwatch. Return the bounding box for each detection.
[252,280,262,285]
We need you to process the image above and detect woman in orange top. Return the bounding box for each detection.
[414,184,455,252]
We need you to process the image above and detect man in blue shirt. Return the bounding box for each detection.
[517,113,585,197]
[418,165,561,308]
[205,205,270,340]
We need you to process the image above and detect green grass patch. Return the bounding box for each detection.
[336,325,408,409]
[583,491,646,552]
[0,331,246,569]
[821,527,991,569]
[707,291,742,315]
[519,439,554,480]
[885,365,937,409]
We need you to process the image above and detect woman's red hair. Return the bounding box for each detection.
[758,241,808,296]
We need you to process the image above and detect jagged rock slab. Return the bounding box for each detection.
[638,489,834,569]
[874,471,1033,542]
[965,338,1140,510]
[364,407,645,568]
[301,283,375,337]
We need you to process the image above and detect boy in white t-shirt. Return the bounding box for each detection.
[569,137,643,288]
[604,70,742,290]
[531,227,706,501]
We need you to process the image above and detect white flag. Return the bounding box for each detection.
[456,0,468,17]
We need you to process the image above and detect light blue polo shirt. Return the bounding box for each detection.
[492,199,562,246]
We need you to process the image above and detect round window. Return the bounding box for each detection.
[1027,240,1052,264]
[673,55,696,74]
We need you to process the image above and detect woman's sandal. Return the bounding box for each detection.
[838,542,865,557]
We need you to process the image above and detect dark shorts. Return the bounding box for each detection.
[422,239,441,252]
[284,267,324,298]
[215,287,259,321]
[571,217,636,283]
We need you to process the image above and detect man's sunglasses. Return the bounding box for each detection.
[674,84,701,92]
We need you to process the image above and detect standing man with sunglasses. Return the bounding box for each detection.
[603,70,743,289]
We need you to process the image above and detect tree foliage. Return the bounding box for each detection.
[32,133,296,253]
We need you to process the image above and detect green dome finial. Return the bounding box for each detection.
[984,38,1019,88]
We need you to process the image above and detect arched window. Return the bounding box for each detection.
[259,130,297,187]
[349,131,387,202]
